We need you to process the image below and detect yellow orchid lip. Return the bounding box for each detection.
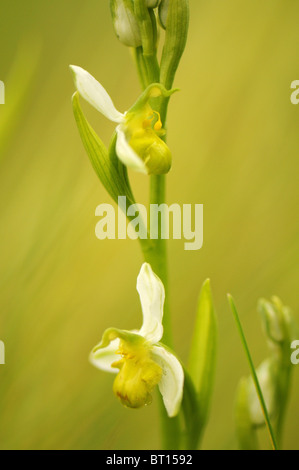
[111,339,163,409]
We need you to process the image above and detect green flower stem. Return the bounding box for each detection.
[148,174,172,346]
[275,351,292,447]
[143,54,160,85]
[158,399,181,450]
[132,47,148,89]
[276,369,291,447]
[132,37,180,449]
[134,47,160,86]
[140,122,180,451]
[133,43,171,346]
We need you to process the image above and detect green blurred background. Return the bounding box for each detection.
[0,0,298,449]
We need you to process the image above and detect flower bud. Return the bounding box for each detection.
[258,297,295,347]
[247,360,277,427]
[110,0,142,47]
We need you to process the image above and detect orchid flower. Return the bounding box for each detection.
[89,262,184,417]
[70,65,175,175]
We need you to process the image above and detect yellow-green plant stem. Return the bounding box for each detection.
[132,47,148,90]
[132,41,181,449]
[148,174,171,346]
[138,172,180,450]
[228,295,278,450]
[275,351,292,448]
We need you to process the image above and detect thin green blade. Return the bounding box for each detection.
[228,294,278,450]
[72,91,133,205]
[188,279,217,440]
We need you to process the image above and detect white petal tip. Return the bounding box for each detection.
[69,65,124,123]
[151,346,184,418]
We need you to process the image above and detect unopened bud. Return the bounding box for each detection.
[258,297,295,347]
[110,0,142,47]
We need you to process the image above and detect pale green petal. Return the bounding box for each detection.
[89,338,120,373]
[248,359,276,426]
[151,345,184,417]
[137,263,165,343]
[70,65,124,123]
[115,125,147,174]
[90,327,144,373]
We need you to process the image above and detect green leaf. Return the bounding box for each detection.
[187,279,217,441]
[107,133,135,205]
[181,367,201,449]
[72,91,134,205]
[159,344,201,449]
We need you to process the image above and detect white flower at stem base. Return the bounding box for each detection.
[70,65,174,175]
[89,262,184,418]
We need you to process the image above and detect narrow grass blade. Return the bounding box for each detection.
[181,367,201,449]
[228,294,278,450]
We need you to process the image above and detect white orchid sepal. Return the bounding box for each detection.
[70,65,177,175]
[89,262,184,418]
